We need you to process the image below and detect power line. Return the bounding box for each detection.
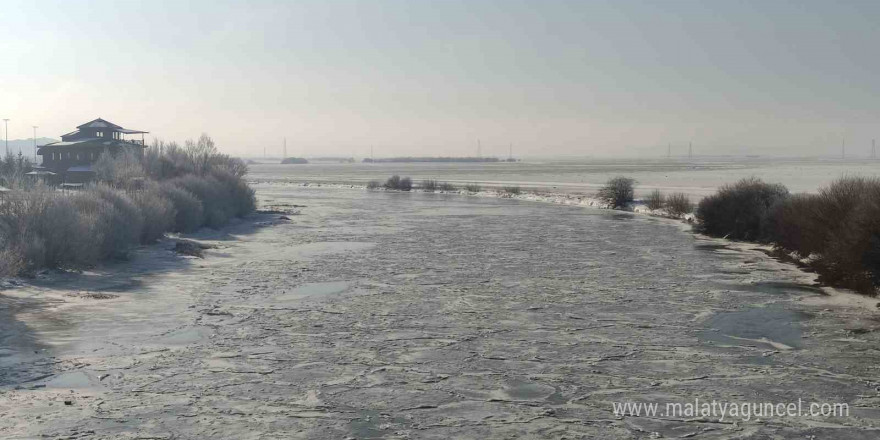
[33,126,38,162]
[2,119,9,155]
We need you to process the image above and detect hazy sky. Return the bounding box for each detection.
[2,0,879,158]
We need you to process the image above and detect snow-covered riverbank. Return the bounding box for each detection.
[253,179,699,222]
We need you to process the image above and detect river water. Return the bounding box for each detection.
[0,167,878,438]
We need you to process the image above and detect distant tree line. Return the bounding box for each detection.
[281,157,309,164]
[0,152,35,189]
[363,157,501,163]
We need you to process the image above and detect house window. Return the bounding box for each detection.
[96,131,103,138]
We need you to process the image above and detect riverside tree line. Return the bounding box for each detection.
[0,135,255,276]
[597,175,880,295]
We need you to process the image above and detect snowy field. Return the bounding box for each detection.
[248,157,880,199]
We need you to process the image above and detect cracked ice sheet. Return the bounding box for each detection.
[0,185,879,439]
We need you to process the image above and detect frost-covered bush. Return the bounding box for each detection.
[94,150,146,188]
[132,183,175,243]
[168,175,233,228]
[597,177,635,208]
[213,170,256,217]
[0,187,62,272]
[90,185,144,256]
[160,183,204,233]
[664,193,693,218]
[0,133,256,276]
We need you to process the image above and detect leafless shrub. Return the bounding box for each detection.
[665,193,693,218]
[384,175,401,189]
[132,183,175,243]
[94,150,146,188]
[765,193,824,256]
[384,175,413,191]
[696,177,788,240]
[765,177,880,293]
[503,186,521,195]
[0,247,24,277]
[439,182,457,191]
[144,136,249,180]
[72,185,151,260]
[168,175,234,228]
[597,177,635,208]
[0,187,54,273]
[645,189,664,210]
[399,177,412,191]
[0,151,34,190]
[465,183,481,192]
[366,180,381,189]
[212,170,256,217]
[159,184,204,233]
[421,179,438,191]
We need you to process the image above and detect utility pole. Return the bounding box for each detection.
[509,142,513,160]
[688,142,692,160]
[33,126,38,162]
[477,139,481,158]
[2,119,9,155]
[370,145,374,162]
[873,139,876,160]
[667,143,671,159]
[283,137,287,159]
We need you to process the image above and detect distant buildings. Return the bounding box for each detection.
[37,118,148,182]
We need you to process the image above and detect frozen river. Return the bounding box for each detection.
[0,184,878,438]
